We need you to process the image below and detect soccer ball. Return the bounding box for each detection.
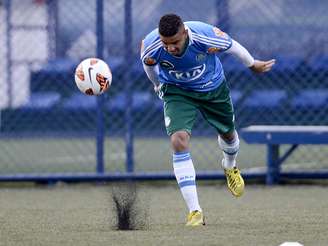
[74,58,112,95]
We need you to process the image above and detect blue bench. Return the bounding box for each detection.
[22,92,61,110]
[62,93,98,110]
[240,125,328,184]
[308,55,328,72]
[291,89,328,108]
[243,89,287,108]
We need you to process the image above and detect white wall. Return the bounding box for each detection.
[0,5,8,109]
[1,0,49,109]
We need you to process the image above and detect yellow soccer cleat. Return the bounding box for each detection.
[224,166,245,197]
[185,210,205,226]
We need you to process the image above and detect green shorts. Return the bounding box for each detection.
[160,81,235,136]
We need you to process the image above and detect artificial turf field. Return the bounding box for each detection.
[1,182,327,246]
[1,137,327,173]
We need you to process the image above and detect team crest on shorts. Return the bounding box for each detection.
[165,116,171,127]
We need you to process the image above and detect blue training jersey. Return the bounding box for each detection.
[141,21,232,92]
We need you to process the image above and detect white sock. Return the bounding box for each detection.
[218,132,240,169]
[173,152,201,212]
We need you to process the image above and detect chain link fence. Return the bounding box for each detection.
[0,0,327,179]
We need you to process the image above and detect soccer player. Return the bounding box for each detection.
[140,14,275,226]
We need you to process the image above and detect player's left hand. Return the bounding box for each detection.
[249,59,276,73]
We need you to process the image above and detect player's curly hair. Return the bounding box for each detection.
[158,14,183,37]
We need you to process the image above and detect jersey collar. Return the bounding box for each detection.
[184,24,194,45]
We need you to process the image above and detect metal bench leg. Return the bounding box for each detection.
[267,144,279,185]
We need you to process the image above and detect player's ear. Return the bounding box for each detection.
[182,28,188,38]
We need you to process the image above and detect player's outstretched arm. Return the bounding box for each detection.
[225,39,275,73]
[249,59,276,73]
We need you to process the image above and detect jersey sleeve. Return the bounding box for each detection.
[190,22,232,54]
[140,29,162,66]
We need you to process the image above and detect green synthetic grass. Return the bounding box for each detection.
[0,137,264,173]
[0,136,327,174]
[0,182,327,246]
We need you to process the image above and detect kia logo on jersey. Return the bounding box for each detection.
[169,64,206,82]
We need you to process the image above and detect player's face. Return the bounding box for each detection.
[160,27,188,56]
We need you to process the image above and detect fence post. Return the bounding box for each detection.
[96,0,105,173]
[46,0,58,59]
[124,0,134,172]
